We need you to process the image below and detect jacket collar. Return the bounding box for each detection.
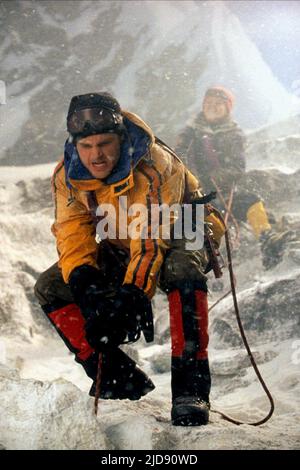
[191,112,239,135]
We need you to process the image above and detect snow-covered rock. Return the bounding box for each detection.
[210,273,300,349]
[1,359,299,450]
[0,365,107,450]
[246,114,300,174]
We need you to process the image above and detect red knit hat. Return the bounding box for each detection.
[203,86,235,112]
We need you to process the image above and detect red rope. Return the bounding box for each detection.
[94,352,103,416]
[210,212,275,426]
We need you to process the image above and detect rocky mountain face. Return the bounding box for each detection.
[0,0,298,165]
[246,114,300,174]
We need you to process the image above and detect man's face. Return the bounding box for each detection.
[202,95,229,124]
[76,133,121,179]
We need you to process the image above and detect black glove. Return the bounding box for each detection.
[85,284,150,349]
[68,264,103,317]
[69,265,153,350]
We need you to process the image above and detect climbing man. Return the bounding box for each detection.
[34,92,225,426]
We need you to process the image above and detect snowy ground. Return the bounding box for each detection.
[0,163,299,450]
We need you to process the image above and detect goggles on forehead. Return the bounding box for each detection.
[67,107,123,136]
[205,89,230,102]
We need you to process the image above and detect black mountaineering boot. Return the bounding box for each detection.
[170,356,211,426]
[260,228,296,270]
[86,348,155,400]
[171,396,210,426]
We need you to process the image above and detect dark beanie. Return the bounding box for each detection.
[67,92,124,139]
[67,92,121,121]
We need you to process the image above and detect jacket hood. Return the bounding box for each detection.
[64,111,155,189]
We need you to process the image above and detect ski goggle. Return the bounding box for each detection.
[204,89,232,104]
[67,107,123,136]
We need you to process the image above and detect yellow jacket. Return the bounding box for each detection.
[51,111,225,298]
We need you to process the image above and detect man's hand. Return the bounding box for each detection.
[69,265,152,350]
[84,284,149,350]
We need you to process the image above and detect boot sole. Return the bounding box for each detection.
[89,378,155,400]
[171,405,209,426]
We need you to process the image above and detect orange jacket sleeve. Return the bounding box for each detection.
[51,162,99,283]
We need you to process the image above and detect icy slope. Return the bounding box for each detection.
[1,334,299,451]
